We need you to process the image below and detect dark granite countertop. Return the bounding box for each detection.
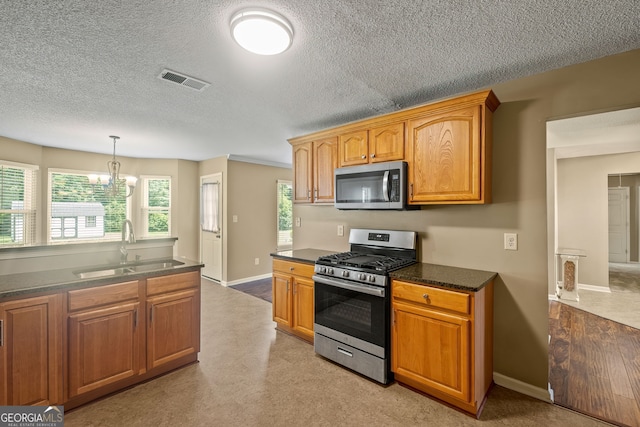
[271,248,338,264]
[0,257,203,299]
[390,263,497,292]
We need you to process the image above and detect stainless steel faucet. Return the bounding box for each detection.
[120,219,136,264]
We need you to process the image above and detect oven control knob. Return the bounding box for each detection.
[368,275,375,283]
[328,268,334,275]
[342,271,349,278]
[358,273,366,280]
[319,267,326,273]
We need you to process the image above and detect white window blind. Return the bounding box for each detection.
[49,170,128,242]
[141,176,171,237]
[0,161,38,246]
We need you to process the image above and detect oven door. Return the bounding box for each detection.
[313,275,387,348]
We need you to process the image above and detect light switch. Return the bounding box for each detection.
[233,215,238,223]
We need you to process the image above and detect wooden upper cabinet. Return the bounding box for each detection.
[292,138,337,204]
[312,137,337,204]
[339,130,369,166]
[339,123,404,167]
[293,142,313,203]
[407,105,484,204]
[290,90,499,205]
[369,122,405,163]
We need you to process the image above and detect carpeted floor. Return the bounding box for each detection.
[231,277,272,303]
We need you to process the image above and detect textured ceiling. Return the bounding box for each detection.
[1,1,639,166]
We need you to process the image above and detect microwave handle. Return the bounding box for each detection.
[382,171,390,202]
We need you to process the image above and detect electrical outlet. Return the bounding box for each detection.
[337,225,344,236]
[295,217,301,227]
[254,258,259,265]
[233,215,238,223]
[504,233,518,251]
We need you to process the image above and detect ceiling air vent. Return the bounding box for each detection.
[158,69,210,91]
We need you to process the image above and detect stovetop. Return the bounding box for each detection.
[316,251,415,273]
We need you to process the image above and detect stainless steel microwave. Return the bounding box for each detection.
[334,161,409,210]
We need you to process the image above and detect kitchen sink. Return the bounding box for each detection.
[73,259,185,279]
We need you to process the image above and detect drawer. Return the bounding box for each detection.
[146,271,199,296]
[392,280,470,315]
[272,259,315,278]
[68,280,139,312]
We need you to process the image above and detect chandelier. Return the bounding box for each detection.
[88,135,137,198]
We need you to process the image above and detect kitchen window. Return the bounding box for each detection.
[277,180,292,250]
[48,169,129,242]
[140,176,171,237]
[0,161,38,246]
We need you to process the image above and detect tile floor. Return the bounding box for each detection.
[557,263,640,329]
[64,279,608,426]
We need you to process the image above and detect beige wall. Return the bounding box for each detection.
[558,153,640,288]
[199,157,292,284]
[293,49,640,391]
[0,138,200,259]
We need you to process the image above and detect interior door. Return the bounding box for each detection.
[608,187,629,262]
[201,173,223,282]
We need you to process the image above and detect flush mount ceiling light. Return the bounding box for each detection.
[230,8,293,55]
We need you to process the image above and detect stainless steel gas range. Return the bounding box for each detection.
[312,228,417,384]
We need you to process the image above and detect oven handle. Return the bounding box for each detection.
[313,275,385,297]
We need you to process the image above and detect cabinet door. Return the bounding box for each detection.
[292,276,314,339]
[313,137,338,203]
[0,295,61,406]
[392,303,471,402]
[407,106,481,203]
[147,289,200,370]
[293,142,313,203]
[339,130,369,167]
[370,122,405,163]
[68,302,141,398]
[272,272,291,325]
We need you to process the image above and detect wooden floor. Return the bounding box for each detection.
[549,300,640,426]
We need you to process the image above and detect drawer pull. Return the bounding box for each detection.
[337,347,353,357]
[422,293,429,301]
[290,267,294,271]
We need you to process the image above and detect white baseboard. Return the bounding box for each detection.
[578,283,611,293]
[493,372,552,403]
[225,273,272,287]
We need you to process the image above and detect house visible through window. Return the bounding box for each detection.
[141,176,171,237]
[49,170,127,242]
[0,161,38,246]
[277,180,292,250]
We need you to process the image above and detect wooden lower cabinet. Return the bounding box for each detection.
[67,280,143,398]
[146,272,200,370]
[272,258,315,342]
[391,279,493,417]
[0,294,62,405]
[63,270,200,408]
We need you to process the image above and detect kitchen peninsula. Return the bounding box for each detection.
[0,239,203,410]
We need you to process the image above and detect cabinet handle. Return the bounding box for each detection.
[0,319,3,347]
[422,293,429,301]
[314,189,318,200]
[307,190,311,200]
[293,283,297,295]
[150,306,154,323]
[134,309,138,328]
[361,155,366,159]
[290,267,294,271]
[410,183,414,198]
[287,280,289,292]
[370,153,375,158]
